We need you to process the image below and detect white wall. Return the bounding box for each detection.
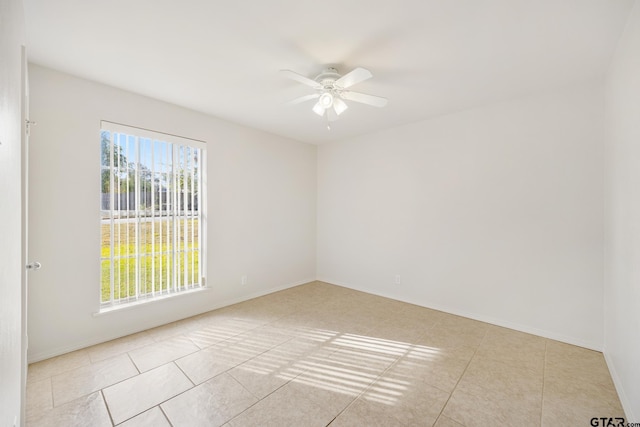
[604,0,640,420]
[0,0,26,424]
[27,65,317,362]
[318,82,605,350]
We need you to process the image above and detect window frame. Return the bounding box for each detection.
[99,120,207,310]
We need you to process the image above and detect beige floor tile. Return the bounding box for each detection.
[382,358,454,406]
[176,340,261,385]
[51,353,139,406]
[451,356,543,424]
[27,349,91,383]
[331,373,449,427]
[145,317,203,342]
[294,326,346,350]
[25,378,52,420]
[187,318,262,349]
[434,313,488,330]
[455,357,543,403]
[542,374,624,426]
[270,311,341,336]
[227,347,304,400]
[389,302,447,325]
[162,373,258,426]
[484,325,547,348]
[26,391,111,427]
[474,344,545,373]
[239,301,299,322]
[232,325,295,353]
[370,316,435,343]
[331,342,400,372]
[328,331,412,360]
[178,326,292,386]
[285,346,396,416]
[87,331,155,363]
[327,308,390,335]
[226,332,340,399]
[129,335,200,372]
[544,370,620,402]
[227,380,335,427]
[118,407,171,427]
[277,333,340,359]
[284,281,349,303]
[389,344,472,392]
[474,326,546,372]
[416,325,484,361]
[443,388,541,427]
[270,290,324,309]
[545,340,613,387]
[434,415,465,427]
[284,374,359,418]
[103,362,193,424]
[386,352,465,392]
[216,296,299,323]
[26,282,627,427]
[189,308,236,325]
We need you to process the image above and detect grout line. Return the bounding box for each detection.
[183,333,201,350]
[325,351,404,426]
[46,377,53,412]
[50,376,59,408]
[158,405,174,427]
[540,339,548,426]
[226,370,262,401]
[119,363,201,424]
[126,352,141,375]
[432,327,489,427]
[173,361,196,387]
[223,376,288,425]
[100,389,116,426]
[29,353,93,387]
[78,359,195,423]
[229,331,363,425]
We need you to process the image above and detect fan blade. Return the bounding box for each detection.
[286,93,320,106]
[312,101,325,116]
[334,67,372,89]
[341,91,388,107]
[333,97,348,115]
[280,69,322,89]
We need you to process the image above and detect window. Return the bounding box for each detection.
[100,121,206,308]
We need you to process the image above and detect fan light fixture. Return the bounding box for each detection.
[319,93,333,108]
[282,67,388,128]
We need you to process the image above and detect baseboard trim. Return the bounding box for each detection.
[316,277,602,351]
[603,351,635,422]
[30,276,603,362]
[27,277,316,363]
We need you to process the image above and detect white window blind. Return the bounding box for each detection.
[100,121,206,307]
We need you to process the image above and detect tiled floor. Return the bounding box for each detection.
[26,281,625,426]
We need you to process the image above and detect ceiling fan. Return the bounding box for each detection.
[281,67,388,126]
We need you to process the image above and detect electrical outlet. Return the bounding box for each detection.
[241,275,247,285]
[394,274,401,285]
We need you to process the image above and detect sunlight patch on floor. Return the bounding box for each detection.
[207,323,445,407]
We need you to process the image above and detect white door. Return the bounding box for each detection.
[21,45,39,423]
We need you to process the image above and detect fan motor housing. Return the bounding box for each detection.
[315,67,341,86]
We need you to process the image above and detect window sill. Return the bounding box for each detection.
[93,286,210,317]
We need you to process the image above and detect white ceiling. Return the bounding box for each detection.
[23,0,634,144]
